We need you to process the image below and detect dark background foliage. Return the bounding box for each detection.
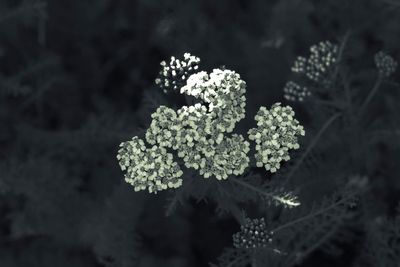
[0,0,399,266]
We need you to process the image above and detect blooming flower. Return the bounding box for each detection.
[117,137,183,193]
[155,53,200,93]
[119,55,305,193]
[248,103,305,173]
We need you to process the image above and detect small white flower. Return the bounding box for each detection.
[248,103,305,173]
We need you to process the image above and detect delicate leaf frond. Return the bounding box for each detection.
[263,186,359,266]
[354,214,400,267]
[230,175,300,209]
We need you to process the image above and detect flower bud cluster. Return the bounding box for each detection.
[155,53,200,93]
[117,137,183,193]
[248,103,305,173]
[283,81,311,102]
[292,41,338,82]
[233,218,273,249]
[374,51,397,77]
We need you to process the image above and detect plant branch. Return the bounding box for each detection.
[283,112,341,185]
[270,190,356,234]
[231,178,299,207]
[358,74,383,116]
[332,30,352,82]
[295,226,337,263]
[340,70,355,123]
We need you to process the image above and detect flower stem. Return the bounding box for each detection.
[269,190,355,234]
[231,178,299,207]
[358,74,383,116]
[283,112,341,185]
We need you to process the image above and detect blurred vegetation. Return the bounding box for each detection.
[0,0,399,266]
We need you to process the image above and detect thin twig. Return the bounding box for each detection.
[358,74,383,116]
[231,178,278,200]
[340,70,355,122]
[270,189,356,234]
[283,112,341,185]
[332,30,352,83]
[294,226,338,264]
[231,178,300,207]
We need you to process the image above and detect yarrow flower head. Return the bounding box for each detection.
[196,134,250,180]
[181,68,247,132]
[145,105,181,148]
[146,68,251,181]
[283,81,311,102]
[155,53,200,93]
[233,218,273,249]
[118,54,305,194]
[117,137,183,193]
[248,103,305,173]
[177,69,249,179]
[374,51,397,77]
[292,41,338,83]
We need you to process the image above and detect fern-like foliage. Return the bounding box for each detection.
[210,248,251,267]
[229,174,300,209]
[215,183,360,267]
[81,183,143,267]
[354,212,400,267]
[268,188,357,266]
[0,157,89,243]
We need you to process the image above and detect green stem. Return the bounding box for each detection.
[358,75,383,116]
[283,112,341,185]
[231,178,299,207]
[297,226,337,260]
[269,190,355,234]
[231,178,276,200]
[332,30,352,82]
[340,70,356,124]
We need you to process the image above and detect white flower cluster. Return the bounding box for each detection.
[119,54,306,193]
[155,53,200,93]
[374,51,397,77]
[283,81,311,102]
[146,69,250,180]
[117,137,183,193]
[180,68,247,131]
[176,133,250,180]
[292,41,338,82]
[145,105,182,149]
[248,103,305,173]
